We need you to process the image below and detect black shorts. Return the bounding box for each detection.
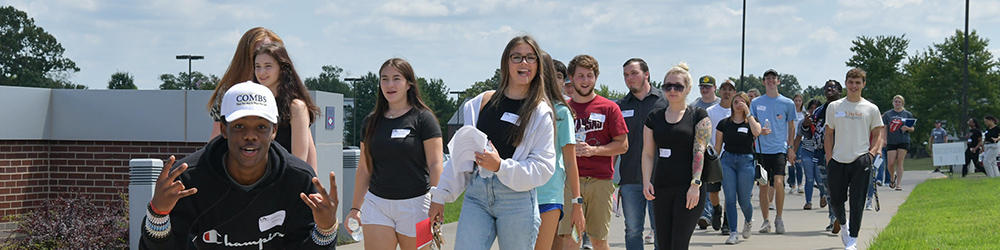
[758,153,787,187]
[886,143,910,151]
[707,181,722,192]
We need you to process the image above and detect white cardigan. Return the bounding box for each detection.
[430,92,556,204]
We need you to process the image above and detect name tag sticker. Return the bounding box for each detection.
[590,113,606,123]
[659,148,672,158]
[259,210,286,232]
[835,112,846,118]
[501,112,520,125]
[391,129,411,138]
[738,127,749,133]
[622,110,635,118]
[756,105,766,111]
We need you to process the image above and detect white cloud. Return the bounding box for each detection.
[809,26,840,43]
[882,0,921,9]
[377,0,450,17]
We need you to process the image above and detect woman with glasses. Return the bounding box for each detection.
[428,35,556,249]
[642,62,709,249]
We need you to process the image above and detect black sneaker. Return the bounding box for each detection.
[712,205,722,231]
[720,214,730,235]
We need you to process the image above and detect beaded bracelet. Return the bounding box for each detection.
[317,223,337,236]
[311,225,337,245]
[144,213,172,238]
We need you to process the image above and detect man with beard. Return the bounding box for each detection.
[559,54,629,250]
[700,79,736,233]
[615,58,667,249]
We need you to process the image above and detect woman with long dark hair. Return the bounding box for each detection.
[209,27,283,139]
[642,62,709,249]
[252,43,320,171]
[428,35,556,249]
[347,58,443,249]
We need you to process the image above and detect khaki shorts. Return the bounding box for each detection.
[557,177,615,240]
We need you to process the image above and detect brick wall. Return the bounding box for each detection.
[0,140,205,229]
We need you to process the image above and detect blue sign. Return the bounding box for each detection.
[326,106,336,130]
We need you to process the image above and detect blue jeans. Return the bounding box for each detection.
[721,152,755,233]
[870,148,889,199]
[799,147,827,204]
[620,184,655,250]
[789,157,803,187]
[454,175,540,249]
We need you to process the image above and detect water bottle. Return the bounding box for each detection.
[763,118,771,129]
[347,217,363,241]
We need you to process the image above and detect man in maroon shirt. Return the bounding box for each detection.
[557,54,629,250]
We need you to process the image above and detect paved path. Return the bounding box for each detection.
[339,170,944,250]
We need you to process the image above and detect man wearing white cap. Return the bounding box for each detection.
[140,82,339,249]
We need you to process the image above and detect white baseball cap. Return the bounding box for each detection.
[221,81,279,124]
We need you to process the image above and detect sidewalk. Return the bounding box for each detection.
[339,170,944,250]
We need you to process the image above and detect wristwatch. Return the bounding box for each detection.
[691,179,703,186]
[571,197,584,204]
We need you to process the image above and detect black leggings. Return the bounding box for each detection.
[827,154,872,238]
[653,185,706,250]
[964,148,982,176]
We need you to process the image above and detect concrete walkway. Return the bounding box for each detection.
[339,170,944,250]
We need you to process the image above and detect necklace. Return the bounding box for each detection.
[387,107,410,118]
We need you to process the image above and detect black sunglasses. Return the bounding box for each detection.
[662,83,685,92]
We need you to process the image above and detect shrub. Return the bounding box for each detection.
[2,194,129,250]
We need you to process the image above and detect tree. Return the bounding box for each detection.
[594,84,625,100]
[0,6,80,88]
[344,72,378,146]
[417,77,457,130]
[159,71,219,90]
[461,69,501,100]
[728,73,801,97]
[106,71,136,89]
[904,30,1000,145]
[305,65,353,96]
[845,35,910,110]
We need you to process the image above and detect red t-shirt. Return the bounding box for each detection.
[570,95,629,179]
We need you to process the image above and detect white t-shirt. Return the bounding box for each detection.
[826,98,883,163]
[706,103,732,147]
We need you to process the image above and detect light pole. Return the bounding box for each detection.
[344,77,364,146]
[176,55,204,90]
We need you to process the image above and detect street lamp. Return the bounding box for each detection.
[176,55,205,90]
[344,77,364,146]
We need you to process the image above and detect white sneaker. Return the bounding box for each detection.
[797,187,805,194]
[725,233,739,244]
[759,220,771,233]
[742,220,753,239]
[845,236,858,250]
[839,222,850,246]
[865,200,873,210]
[643,230,655,244]
[788,187,796,194]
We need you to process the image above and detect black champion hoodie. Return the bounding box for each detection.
[140,136,335,250]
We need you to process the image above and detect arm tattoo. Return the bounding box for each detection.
[692,117,711,180]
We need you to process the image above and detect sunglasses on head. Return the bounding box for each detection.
[662,83,685,92]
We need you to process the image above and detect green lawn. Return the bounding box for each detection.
[869,177,1000,249]
[443,193,464,224]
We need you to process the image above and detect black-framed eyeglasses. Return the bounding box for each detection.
[510,55,537,64]
[662,83,685,92]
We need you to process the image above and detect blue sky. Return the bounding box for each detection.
[6,0,999,103]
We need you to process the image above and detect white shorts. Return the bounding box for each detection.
[359,191,431,237]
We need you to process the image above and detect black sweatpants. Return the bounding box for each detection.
[827,153,872,238]
[653,185,706,250]
[964,148,982,176]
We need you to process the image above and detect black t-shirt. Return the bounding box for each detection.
[363,108,442,199]
[477,97,526,159]
[969,128,982,148]
[645,106,708,188]
[274,124,292,153]
[717,117,755,154]
[986,127,1000,144]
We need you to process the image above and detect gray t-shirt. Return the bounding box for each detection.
[932,127,947,143]
[690,96,720,111]
[882,109,914,144]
